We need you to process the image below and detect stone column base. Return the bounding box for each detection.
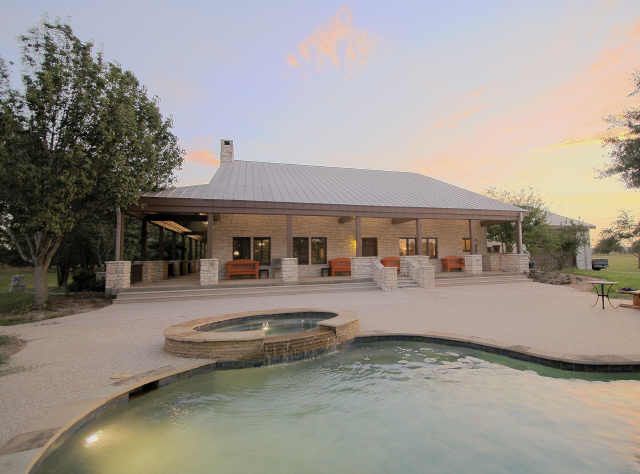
[141,261,168,282]
[105,261,131,294]
[200,258,219,286]
[351,257,377,279]
[281,258,299,282]
[464,254,483,274]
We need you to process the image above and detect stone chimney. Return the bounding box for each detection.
[220,139,234,165]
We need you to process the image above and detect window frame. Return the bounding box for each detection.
[462,237,472,253]
[232,237,251,260]
[293,237,310,265]
[421,237,438,259]
[361,237,378,257]
[310,237,328,264]
[399,237,417,256]
[253,237,271,265]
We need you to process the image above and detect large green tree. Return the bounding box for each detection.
[603,72,640,187]
[602,210,640,268]
[0,22,183,306]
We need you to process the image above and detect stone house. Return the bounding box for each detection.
[106,139,529,291]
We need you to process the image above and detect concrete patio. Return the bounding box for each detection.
[1,281,640,473]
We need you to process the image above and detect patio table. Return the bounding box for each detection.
[589,280,617,310]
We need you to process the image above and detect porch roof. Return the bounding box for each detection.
[138,160,522,220]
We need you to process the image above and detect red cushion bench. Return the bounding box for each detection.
[225,259,259,279]
[329,258,351,276]
[441,256,465,272]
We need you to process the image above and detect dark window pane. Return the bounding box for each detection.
[362,238,378,257]
[232,237,251,260]
[293,237,309,265]
[253,237,271,265]
[311,237,327,264]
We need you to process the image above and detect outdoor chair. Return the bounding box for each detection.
[329,258,351,276]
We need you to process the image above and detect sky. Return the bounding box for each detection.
[2,0,640,236]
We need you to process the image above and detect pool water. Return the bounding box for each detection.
[35,342,640,474]
[211,314,326,336]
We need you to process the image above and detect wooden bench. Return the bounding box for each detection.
[225,259,259,279]
[441,256,465,272]
[329,258,351,276]
[381,256,400,273]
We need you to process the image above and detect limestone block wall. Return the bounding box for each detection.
[482,253,529,273]
[141,261,168,282]
[210,214,487,277]
[464,255,483,274]
[404,256,435,288]
[200,259,219,286]
[351,257,377,279]
[105,261,131,292]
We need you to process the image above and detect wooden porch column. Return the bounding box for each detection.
[286,215,293,258]
[468,219,473,253]
[158,227,165,260]
[140,218,148,260]
[188,237,193,260]
[355,216,362,257]
[416,219,423,255]
[206,212,215,258]
[516,212,523,254]
[114,207,124,260]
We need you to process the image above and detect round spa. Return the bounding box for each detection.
[163,309,359,364]
[31,340,640,474]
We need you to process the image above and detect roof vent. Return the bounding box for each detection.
[220,139,234,165]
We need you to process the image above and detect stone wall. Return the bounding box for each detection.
[105,261,131,293]
[464,254,483,274]
[373,260,398,291]
[482,253,529,273]
[404,256,435,288]
[200,259,219,286]
[351,256,377,279]
[140,261,168,282]
[210,214,487,278]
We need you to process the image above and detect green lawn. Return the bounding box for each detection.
[565,253,640,297]
[0,266,59,315]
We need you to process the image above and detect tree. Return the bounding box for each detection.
[603,73,640,187]
[485,188,551,253]
[602,210,640,268]
[0,22,183,306]
[593,235,624,254]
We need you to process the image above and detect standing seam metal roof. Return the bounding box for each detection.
[144,160,523,212]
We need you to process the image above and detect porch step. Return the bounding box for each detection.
[397,277,419,288]
[114,280,378,304]
[435,273,529,287]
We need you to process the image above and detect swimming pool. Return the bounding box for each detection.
[33,341,640,473]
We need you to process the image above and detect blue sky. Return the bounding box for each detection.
[2,1,640,231]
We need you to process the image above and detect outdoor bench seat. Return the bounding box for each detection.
[441,256,465,272]
[381,256,400,273]
[226,259,260,279]
[329,258,351,276]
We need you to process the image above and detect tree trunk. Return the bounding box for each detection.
[33,263,49,308]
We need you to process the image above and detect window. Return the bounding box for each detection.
[399,238,416,256]
[421,237,438,258]
[462,238,472,253]
[311,237,327,264]
[232,237,251,260]
[362,238,378,257]
[253,237,271,265]
[293,237,309,265]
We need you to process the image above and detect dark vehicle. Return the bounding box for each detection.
[592,258,609,271]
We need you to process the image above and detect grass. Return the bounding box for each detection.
[565,253,640,298]
[0,265,58,292]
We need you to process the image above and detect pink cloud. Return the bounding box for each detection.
[287,6,375,71]
[185,149,219,166]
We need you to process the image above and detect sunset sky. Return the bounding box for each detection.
[2,1,640,235]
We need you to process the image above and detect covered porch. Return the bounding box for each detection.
[106,200,527,293]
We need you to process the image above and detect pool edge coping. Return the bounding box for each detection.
[25,331,640,474]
